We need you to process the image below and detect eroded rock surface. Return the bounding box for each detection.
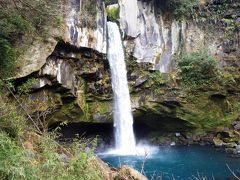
[119,0,140,38]
[64,0,107,53]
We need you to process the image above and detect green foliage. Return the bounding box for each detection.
[86,1,98,16]
[106,6,119,22]
[0,132,35,179]
[0,96,27,137]
[178,51,218,87]
[218,67,240,87]
[166,0,198,17]
[0,10,32,77]
[17,78,38,94]
[0,92,102,180]
[0,132,102,180]
[104,0,118,6]
[0,0,62,78]
[0,38,18,77]
[223,18,240,38]
[149,71,166,87]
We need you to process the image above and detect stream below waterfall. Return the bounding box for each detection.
[99,146,240,180]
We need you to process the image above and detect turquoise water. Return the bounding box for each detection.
[99,146,240,179]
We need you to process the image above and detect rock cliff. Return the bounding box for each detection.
[11,0,240,143]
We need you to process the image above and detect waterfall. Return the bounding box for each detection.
[107,22,136,155]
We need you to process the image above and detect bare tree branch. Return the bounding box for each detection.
[226,164,240,180]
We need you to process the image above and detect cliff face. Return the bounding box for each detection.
[120,0,239,72]
[12,0,240,136]
[64,0,107,53]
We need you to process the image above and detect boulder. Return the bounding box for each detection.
[225,142,237,148]
[31,77,52,90]
[118,165,148,180]
[225,148,237,155]
[40,58,77,95]
[213,137,224,147]
[90,157,115,180]
[135,76,149,87]
[236,145,240,154]
[220,130,236,138]
[222,137,239,143]
[233,121,240,131]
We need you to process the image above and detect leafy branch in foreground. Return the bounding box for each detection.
[0,81,102,179]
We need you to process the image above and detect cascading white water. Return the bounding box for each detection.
[107,22,136,155]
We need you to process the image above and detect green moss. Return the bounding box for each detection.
[106,6,119,22]
[175,91,240,131]
[135,81,240,133]
[79,1,98,28]
[77,92,90,122]
[166,0,198,17]
[49,101,83,125]
[17,77,38,94]
[149,71,168,87]
[88,101,112,122]
[25,91,62,113]
[86,0,98,16]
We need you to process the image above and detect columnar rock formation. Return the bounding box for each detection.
[118,0,239,72]
[64,0,107,53]
[119,0,140,38]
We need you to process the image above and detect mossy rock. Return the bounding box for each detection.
[23,90,62,114]
[225,148,237,154]
[224,142,237,148]
[88,101,112,123]
[106,5,119,22]
[49,101,83,125]
[213,137,224,147]
[135,85,240,132]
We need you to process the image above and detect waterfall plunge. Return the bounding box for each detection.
[107,22,136,155]
[105,22,158,156]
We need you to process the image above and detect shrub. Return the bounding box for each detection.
[0,38,18,77]
[178,51,218,87]
[0,131,102,180]
[0,11,31,77]
[17,77,38,94]
[0,93,102,180]
[0,132,36,179]
[166,0,198,17]
[149,71,166,87]
[0,96,27,137]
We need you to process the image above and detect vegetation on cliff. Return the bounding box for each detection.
[131,48,239,134]
[166,0,198,16]
[0,0,62,78]
[0,0,239,157]
[178,51,218,87]
[0,85,103,179]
